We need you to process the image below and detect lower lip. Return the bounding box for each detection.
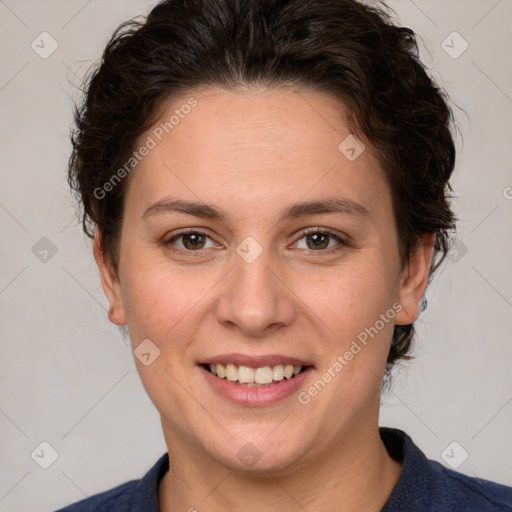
[200,366,313,406]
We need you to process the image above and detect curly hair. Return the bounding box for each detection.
[68,0,457,373]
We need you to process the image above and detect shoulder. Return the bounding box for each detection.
[54,453,169,512]
[380,428,512,511]
[55,480,137,511]
[429,459,512,511]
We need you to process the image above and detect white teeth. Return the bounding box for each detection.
[273,365,284,381]
[216,363,226,379]
[238,365,254,383]
[254,366,273,384]
[284,365,294,379]
[225,363,238,381]
[207,362,304,384]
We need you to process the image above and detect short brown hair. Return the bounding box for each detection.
[68,0,457,373]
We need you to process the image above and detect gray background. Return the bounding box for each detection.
[1,1,511,510]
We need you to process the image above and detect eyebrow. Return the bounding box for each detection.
[142,196,368,222]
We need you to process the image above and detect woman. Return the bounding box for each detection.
[59,0,512,510]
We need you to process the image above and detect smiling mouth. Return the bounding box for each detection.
[203,363,309,387]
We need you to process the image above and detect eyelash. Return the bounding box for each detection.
[161,227,348,256]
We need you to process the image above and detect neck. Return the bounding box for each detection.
[158,421,402,512]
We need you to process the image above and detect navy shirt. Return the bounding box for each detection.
[56,428,512,511]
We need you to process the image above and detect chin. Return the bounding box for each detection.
[204,427,313,474]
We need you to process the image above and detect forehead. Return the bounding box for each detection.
[124,86,391,224]
[154,86,357,168]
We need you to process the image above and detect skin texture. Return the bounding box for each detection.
[94,86,435,511]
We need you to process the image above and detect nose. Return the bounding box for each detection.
[215,245,296,337]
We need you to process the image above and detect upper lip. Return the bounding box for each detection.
[199,353,314,367]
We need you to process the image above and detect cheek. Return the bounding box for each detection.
[287,264,398,437]
[295,263,399,406]
[299,262,397,339]
[119,260,213,415]
[120,256,217,349]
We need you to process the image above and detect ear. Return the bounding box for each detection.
[394,233,436,326]
[93,232,127,326]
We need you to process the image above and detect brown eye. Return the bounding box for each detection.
[181,232,206,250]
[306,232,330,250]
[163,230,217,252]
[293,229,347,254]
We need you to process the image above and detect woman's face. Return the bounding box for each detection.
[96,86,432,472]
